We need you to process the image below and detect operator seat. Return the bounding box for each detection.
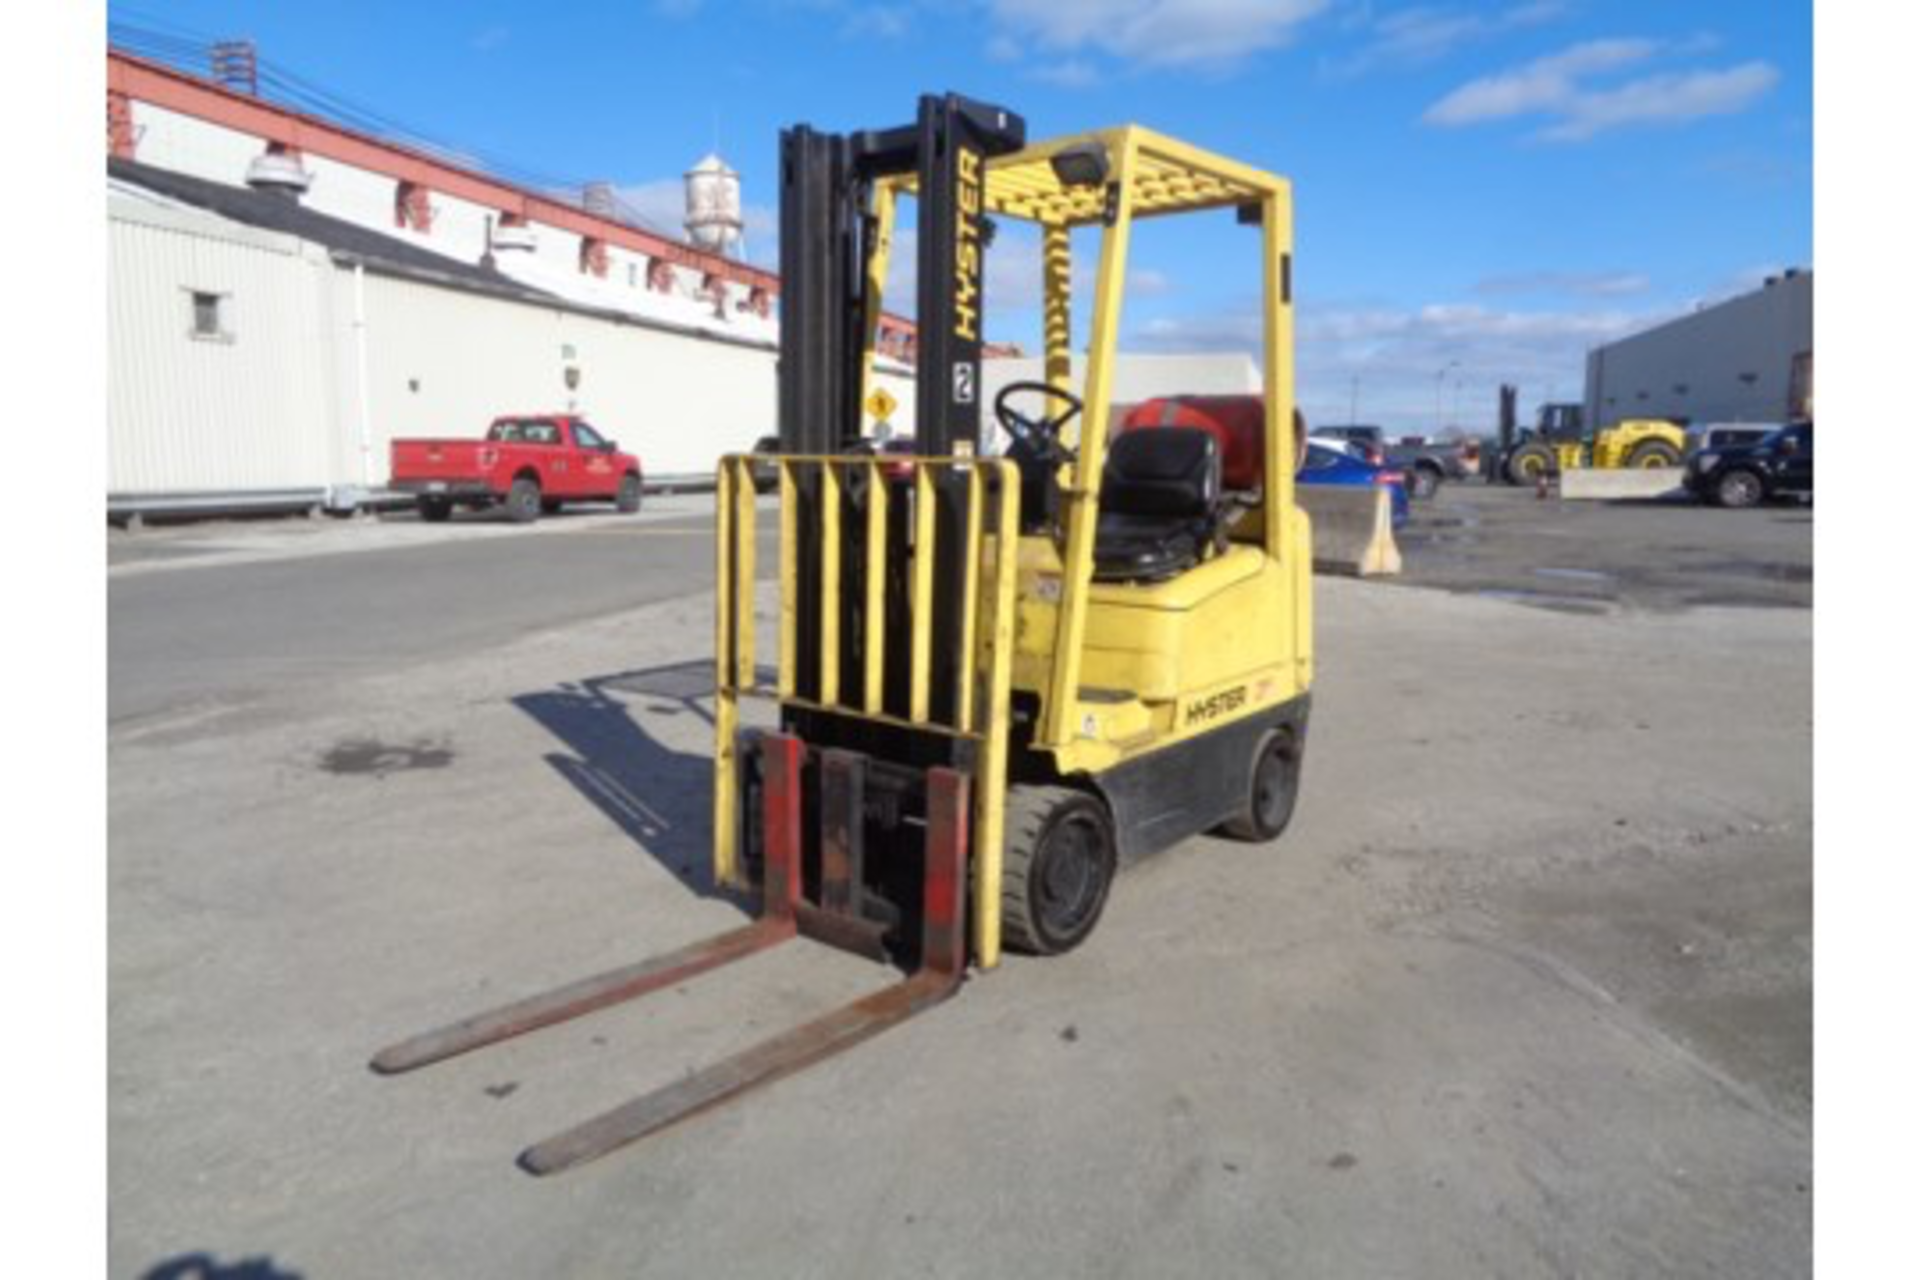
[1092,427,1225,583]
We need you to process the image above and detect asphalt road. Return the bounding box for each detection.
[1393,483,1813,614]
[109,506,770,726]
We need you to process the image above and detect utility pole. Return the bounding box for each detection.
[1435,361,1458,434]
[211,40,258,96]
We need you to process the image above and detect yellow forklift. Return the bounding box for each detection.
[374,94,1314,1173]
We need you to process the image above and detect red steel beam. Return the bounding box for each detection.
[106,52,926,344]
[107,50,779,292]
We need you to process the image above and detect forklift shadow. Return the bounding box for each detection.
[512,659,771,908]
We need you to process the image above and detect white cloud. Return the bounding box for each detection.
[1538,62,1779,141]
[1475,270,1652,298]
[1034,59,1103,88]
[1130,296,1671,428]
[1423,37,1659,125]
[840,5,914,39]
[1424,37,1779,140]
[985,0,1330,69]
[1325,1,1569,77]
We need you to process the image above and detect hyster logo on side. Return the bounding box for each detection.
[1185,686,1247,727]
[953,146,982,344]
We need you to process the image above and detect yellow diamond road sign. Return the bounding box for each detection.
[866,386,898,422]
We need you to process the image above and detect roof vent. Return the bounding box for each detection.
[246,145,312,199]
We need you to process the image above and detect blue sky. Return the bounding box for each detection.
[110,1,1811,430]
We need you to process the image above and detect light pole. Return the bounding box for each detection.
[1435,361,1458,435]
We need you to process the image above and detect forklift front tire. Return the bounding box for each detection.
[1000,786,1117,956]
[1220,728,1302,843]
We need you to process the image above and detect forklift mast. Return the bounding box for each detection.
[777,94,1027,456]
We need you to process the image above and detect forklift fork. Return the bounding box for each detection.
[370,733,970,1174]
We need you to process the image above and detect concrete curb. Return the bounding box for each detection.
[1560,470,1687,501]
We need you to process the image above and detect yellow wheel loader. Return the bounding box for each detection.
[1506,406,1686,482]
[373,95,1314,1172]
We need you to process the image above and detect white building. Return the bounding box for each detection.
[105,48,919,515]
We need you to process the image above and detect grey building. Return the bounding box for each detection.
[1585,269,1812,429]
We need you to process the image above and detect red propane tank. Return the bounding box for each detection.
[1118,395,1269,490]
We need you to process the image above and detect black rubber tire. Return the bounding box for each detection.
[617,473,644,513]
[1408,465,1442,500]
[1626,439,1683,469]
[505,476,541,523]
[418,497,453,523]
[1714,468,1765,509]
[1506,443,1556,484]
[1001,786,1117,956]
[1220,729,1303,843]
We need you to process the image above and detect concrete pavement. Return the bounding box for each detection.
[108,497,1811,1278]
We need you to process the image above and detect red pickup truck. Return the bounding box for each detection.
[389,415,644,522]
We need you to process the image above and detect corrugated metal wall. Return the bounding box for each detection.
[109,201,342,493]
[1583,272,1813,428]
[108,197,920,499]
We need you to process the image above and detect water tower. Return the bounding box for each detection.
[684,154,743,259]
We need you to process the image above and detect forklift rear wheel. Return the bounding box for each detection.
[1221,728,1302,842]
[506,477,541,523]
[1001,786,1117,956]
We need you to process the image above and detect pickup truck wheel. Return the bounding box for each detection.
[617,473,644,514]
[506,477,542,523]
[1001,786,1116,956]
[1715,468,1765,509]
[1408,465,1442,500]
[418,497,453,523]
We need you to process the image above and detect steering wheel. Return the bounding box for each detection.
[994,381,1083,465]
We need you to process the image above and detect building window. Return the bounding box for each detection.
[188,290,230,341]
[579,236,609,278]
[395,181,435,233]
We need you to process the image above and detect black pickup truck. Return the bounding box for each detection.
[1684,421,1814,508]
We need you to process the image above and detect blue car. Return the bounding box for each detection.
[1297,441,1410,527]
